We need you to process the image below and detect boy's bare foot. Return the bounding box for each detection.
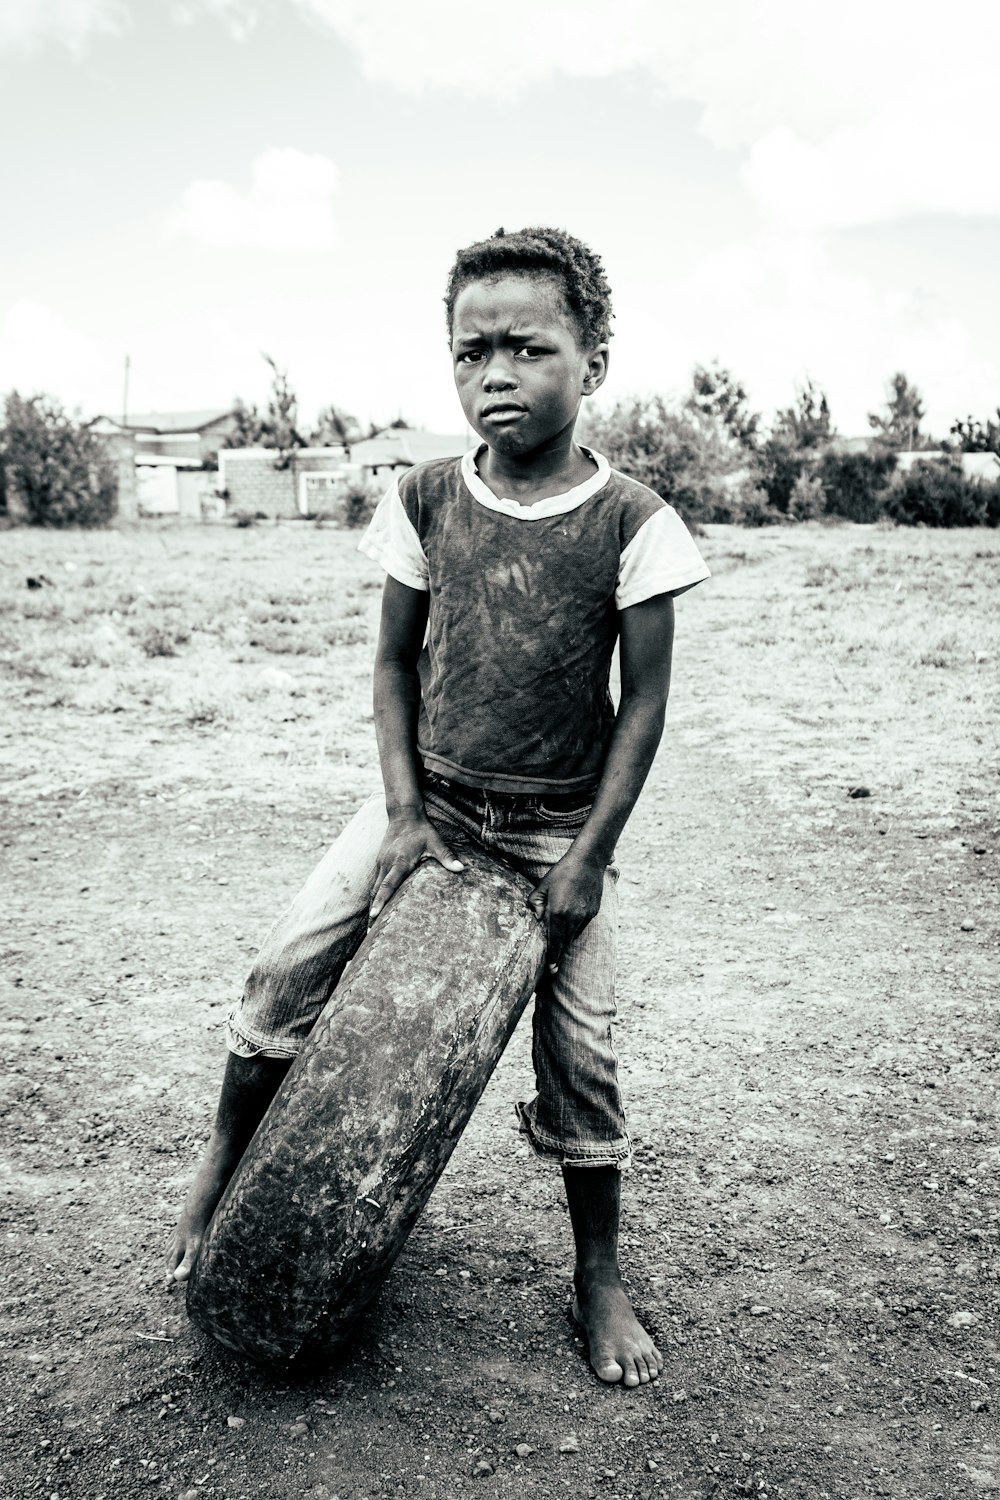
[572,1268,663,1387]
[165,1142,234,1285]
[166,1052,291,1286]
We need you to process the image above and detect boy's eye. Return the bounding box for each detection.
[516,346,546,359]
[456,350,484,364]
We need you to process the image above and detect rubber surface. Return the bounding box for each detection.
[185,839,546,1362]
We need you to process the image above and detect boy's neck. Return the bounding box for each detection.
[477,429,597,506]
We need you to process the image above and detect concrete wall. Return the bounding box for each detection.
[219,448,349,518]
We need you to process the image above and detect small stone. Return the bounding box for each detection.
[226,1414,245,1429]
[960,919,975,932]
[180,1490,200,1500]
[947,1310,978,1328]
[833,1404,845,1416]
[559,1436,580,1453]
[973,846,987,855]
[848,785,871,799]
[434,1267,448,1277]
[647,1458,658,1471]
[289,1421,309,1436]
[672,1389,687,1403]
[515,1444,534,1459]
[749,1305,771,1317]
[474,1459,494,1476]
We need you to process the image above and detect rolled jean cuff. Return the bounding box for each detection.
[515,1100,632,1171]
[226,1011,300,1062]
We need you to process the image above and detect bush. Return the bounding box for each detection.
[818,450,897,523]
[788,471,825,521]
[1,391,116,527]
[883,458,1000,527]
[583,395,763,527]
[341,477,381,529]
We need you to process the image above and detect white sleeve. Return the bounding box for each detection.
[615,506,711,609]
[357,480,429,591]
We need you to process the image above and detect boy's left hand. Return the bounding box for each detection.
[526,849,604,973]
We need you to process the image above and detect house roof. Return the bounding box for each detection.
[350,428,469,468]
[89,408,237,434]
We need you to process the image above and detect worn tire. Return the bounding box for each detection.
[185,839,546,1363]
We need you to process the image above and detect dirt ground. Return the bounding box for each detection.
[1,519,997,1500]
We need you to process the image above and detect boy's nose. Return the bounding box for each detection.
[482,358,518,391]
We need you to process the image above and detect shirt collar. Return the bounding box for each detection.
[460,444,611,519]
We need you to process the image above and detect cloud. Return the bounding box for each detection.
[168,0,259,41]
[286,0,999,225]
[0,0,125,53]
[744,92,1000,230]
[0,299,120,410]
[167,149,339,251]
[633,233,999,436]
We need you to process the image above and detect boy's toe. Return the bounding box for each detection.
[593,1352,625,1384]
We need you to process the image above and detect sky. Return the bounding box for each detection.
[1,0,998,440]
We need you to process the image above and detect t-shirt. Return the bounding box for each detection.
[358,445,709,794]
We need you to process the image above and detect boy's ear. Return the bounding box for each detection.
[581,343,610,396]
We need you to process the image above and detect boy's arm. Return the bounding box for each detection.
[527,592,675,966]
[370,577,463,920]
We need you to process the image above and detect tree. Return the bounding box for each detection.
[222,353,306,468]
[759,379,835,513]
[687,362,760,451]
[868,371,929,451]
[310,404,362,447]
[772,378,835,451]
[582,392,766,526]
[949,409,1000,456]
[1,391,116,526]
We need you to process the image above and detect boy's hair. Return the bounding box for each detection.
[444,226,613,347]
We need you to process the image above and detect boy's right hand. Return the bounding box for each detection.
[369,811,464,923]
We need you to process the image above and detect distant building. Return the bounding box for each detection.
[350,428,469,476]
[88,408,240,464]
[895,450,1000,482]
[84,408,242,521]
[219,447,351,519]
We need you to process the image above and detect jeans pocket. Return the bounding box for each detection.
[531,797,592,829]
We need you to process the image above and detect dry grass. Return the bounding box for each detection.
[677,523,1000,830]
[1,519,997,829]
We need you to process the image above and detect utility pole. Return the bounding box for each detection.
[122,354,130,428]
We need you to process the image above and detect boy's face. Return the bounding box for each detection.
[451,275,607,458]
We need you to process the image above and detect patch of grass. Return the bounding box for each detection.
[324,622,369,648]
[247,625,314,655]
[135,622,191,658]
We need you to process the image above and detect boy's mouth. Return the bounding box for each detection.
[481,402,527,425]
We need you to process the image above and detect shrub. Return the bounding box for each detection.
[583,394,765,527]
[341,478,381,529]
[883,458,1000,527]
[788,471,826,521]
[232,509,256,528]
[1,391,116,527]
[818,450,897,523]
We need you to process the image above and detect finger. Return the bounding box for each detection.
[369,862,408,921]
[526,879,548,922]
[424,831,465,873]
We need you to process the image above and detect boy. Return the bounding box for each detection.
[168,226,709,1389]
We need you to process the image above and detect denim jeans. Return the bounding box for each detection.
[226,773,631,1169]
